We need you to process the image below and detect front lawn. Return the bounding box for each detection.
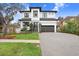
[0,43,41,56]
[15,33,39,40]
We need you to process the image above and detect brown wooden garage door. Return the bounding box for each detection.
[41,25,54,32]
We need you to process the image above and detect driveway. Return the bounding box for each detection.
[39,32,79,56]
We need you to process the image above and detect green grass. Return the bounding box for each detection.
[0,42,41,56]
[15,33,39,40]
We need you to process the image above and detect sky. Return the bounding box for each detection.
[13,3,79,23]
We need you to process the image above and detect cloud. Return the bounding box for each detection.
[53,3,65,11]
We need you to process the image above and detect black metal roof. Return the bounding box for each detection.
[19,18,31,21]
[40,18,58,21]
[20,7,57,13]
[19,18,58,21]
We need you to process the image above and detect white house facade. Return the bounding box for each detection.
[18,7,58,32]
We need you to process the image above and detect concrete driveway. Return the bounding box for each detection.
[39,32,79,56]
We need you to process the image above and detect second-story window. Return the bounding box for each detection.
[49,12,54,15]
[33,11,38,17]
[43,12,47,18]
[25,13,29,18]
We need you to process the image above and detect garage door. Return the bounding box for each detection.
[41,25,54,32]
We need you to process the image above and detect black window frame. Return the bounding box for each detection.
[33,10,38,17]
[43,12,47,18]
[25,13,29,18]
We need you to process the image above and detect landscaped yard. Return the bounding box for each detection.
[0,42,41,56]
[15,32,39,40]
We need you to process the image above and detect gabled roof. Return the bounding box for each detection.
[20,7,57,13]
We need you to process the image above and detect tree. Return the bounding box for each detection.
[0,3,23,35]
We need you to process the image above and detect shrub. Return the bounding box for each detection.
[21,27,27,31]
[59,18,79,35]
[21,27,28,33]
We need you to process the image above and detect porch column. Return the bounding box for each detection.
[20,21,23,29]
[38,22,40,32]
[54,25,56,32]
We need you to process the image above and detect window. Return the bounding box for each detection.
[33,11,38,17]
[49,12,53,15]
[49,12,51,15]
[23,22,29,27]
[25,13,29,18]
[43,12,47,18]
[50,12,54,15]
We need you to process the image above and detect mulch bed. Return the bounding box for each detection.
[0,35,16,39]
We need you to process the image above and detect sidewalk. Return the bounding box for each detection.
[0,39,40,43]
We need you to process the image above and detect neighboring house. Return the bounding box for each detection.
[18,7,58,32]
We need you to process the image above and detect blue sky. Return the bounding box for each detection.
[13,3,79,23]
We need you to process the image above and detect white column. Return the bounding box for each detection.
[20,21,23,29]
[54,25,56,32]
[38,22,39,32]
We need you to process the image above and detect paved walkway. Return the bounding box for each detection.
[39,32,79,56]
[0,39,39,43]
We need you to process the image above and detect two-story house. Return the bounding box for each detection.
[18,7,58,33]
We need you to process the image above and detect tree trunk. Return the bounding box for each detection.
[2,24,8,35]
